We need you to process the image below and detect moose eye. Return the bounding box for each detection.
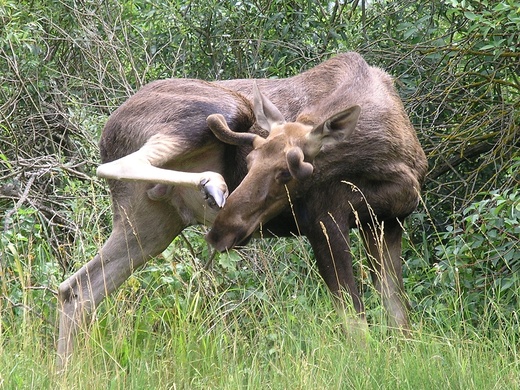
[275,169,292,184]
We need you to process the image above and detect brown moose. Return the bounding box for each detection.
[57,52,428,368]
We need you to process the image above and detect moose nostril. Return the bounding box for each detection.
[205,229,231,251]
[206,223,251,252]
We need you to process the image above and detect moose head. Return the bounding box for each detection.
[206,83,361,251]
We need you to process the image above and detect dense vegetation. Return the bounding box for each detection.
[1,0,518,388]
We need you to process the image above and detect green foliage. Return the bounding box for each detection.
[1,0,519,386]
[434,185,520,327]
[403,160,519,334]
[359,1,519,227]
[448,0,520,53]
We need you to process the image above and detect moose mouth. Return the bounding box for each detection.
[205,227,252,252]
[206,200,292,252]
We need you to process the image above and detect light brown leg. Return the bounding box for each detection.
[56,192,184,370]
[97,134,228,208]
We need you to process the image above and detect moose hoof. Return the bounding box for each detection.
[200,174,228,209]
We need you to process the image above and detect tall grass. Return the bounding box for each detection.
[1,197,519,389]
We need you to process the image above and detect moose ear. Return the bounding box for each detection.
[311,105,361,146]
[253,82,286,132]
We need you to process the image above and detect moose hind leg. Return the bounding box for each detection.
[96,134,229,208]
[362,218,410,334]
[56,196,183,369]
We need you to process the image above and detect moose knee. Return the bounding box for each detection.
[57,275,95,319]
[58,279,76,305]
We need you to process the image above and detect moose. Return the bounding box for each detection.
[57,52,427,368]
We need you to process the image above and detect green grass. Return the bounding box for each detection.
[1,238,519,389]
[1,205,519,389]
[1,279,518,389]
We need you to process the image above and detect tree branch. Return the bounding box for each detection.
[427,141,495,182]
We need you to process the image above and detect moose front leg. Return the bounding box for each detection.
[305,215,369,334]
[362,218,411,334]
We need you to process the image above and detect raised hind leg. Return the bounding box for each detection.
[97,133,228,209]
[56,187,185,369]
[362,218,411,334]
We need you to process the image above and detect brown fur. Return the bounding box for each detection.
[56,53,427,370]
